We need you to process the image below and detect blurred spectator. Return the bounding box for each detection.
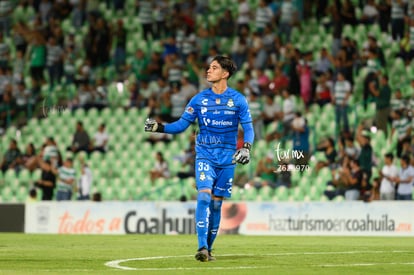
[297,53,312,106]
[248,91,264,141]
[0,33,9,69]
[0,0,12,36]
[13,81,33,117]
[390,0,406,41]
[390,89,406,113]
[154,0,168,39]
[77,157,92,200]
[163,52,183,86]
[231,28,249,70]
[378,0,391,33]
[278,0,297,42]
[324,156,349,200]
[71,0,87,29]
[28,188,37,202]
[22,143,38,172]
[360,0,379,25]
[128,49,149,81]
[315,137,337,172]
[391,110,411,158]
[270,66,289,95]
[12,50,25,83]
[315,73,332,107]
[113,19,126,73]
[343,158,363,201]
[255,152,277,188]
[176,142,196,179]
[46,36,64,88]
[314,48,333,77]
[291,112,310,166]
[170,82,187,120]
[179,75,197,100]
[137,1,154,40]
[67,121,91,154]
[236,0,252,34]
[281,88,295,138]
[150,151,170,183]
[341,0,357,26]
[338,135,359,161]
[395,155,414,200]
[356,125,374,188]
[92,192,102,202]
[275,161,291,188]
[147,51,164,82]
[28,33,46,95]
[56,157,76,201]
[379,152,398,200]
[255,0,274,34]
[35,157,57,201]
[0,90,16,131]
[1,139,22,173]
[332,72,351,134]
[216,9,235,38]
[92,123,109,153]
[370,74,391,136]
[43,136,60,168]
[262,94,281,126]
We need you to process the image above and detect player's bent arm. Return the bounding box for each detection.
[241,121,254,145]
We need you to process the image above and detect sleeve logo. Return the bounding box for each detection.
[186,106,194,114]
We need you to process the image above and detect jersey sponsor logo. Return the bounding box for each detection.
[227,98,234,107]
[201,107,207,114]
[186,106,194,114]
[224,110,235,115]
[213,110,220,115]
[212,120,233,126]
[202,117,211,126]
[202,99,208,105]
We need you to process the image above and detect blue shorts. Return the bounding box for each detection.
[195,159,235,198]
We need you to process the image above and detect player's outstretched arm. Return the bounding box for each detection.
[144,117,192,134]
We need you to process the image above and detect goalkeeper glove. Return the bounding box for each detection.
[144,118,165,132]
[233,142,251,165]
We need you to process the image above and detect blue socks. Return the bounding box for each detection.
[207,200,222,252]
[195,192,211,250]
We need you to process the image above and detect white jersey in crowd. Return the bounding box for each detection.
[380,164,398,195]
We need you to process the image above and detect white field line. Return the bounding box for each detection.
[105,250,409,271]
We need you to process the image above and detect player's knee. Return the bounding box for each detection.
[212,200,223,212]
[197,192,211,206]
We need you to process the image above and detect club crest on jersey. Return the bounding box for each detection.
[227,99,234,107]
[216,98,221,104]
[200,172,206,181]
[186,106,194,114]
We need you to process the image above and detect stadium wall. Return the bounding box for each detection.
[23,201,414,236]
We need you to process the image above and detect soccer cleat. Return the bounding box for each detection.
[208,251,216,261]
[195,247,209,262]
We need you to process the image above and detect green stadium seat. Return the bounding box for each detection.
[18,169,32,186]
[4,169,17,184]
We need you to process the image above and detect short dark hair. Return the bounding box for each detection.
[212,55,237,79]
[384,152,394,160]
[401,155,410,164]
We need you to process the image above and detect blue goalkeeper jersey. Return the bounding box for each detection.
[164,87,254,167]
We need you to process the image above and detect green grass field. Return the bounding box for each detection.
[0,234,413,275]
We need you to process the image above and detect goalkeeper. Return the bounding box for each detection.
[145,56,254,262]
